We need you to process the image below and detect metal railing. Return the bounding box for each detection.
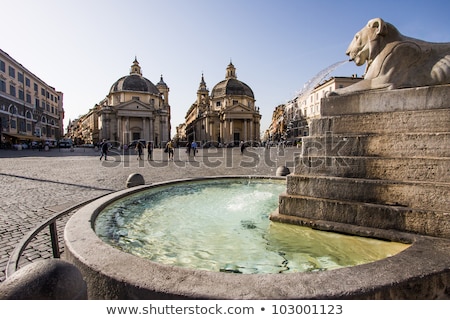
[5,195,109,278]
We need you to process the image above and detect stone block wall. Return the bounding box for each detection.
[274,85,450,238]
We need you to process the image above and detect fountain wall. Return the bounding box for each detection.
[273,85,450,238]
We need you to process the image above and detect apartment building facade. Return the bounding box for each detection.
[0,49,64,148]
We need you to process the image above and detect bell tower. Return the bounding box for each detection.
[196,73,209,106]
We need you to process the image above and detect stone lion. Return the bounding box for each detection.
[332,17,450,95]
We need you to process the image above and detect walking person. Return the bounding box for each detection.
[191,141,197,157]
[147,141,153,160]
[99,139,108,160]
[240,140,246,154]
[136,141,144,160]
[165,140,174,161]
[186,141,191,156]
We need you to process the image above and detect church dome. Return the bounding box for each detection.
[210,62,254,99]
[211,78,254,98]
[109,58,160,95]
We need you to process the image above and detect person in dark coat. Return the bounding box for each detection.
[99,139,108,160]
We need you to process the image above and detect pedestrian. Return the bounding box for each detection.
[136,141,144,160]
[191,141,197,156]
[186,141,191,156]
[99,139,108,160]
[147,141,153,160]
[165,140,174,161]
[240,140,245,154]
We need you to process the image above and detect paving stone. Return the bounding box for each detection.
[0,147,295,281]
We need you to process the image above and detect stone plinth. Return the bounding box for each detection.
[273,85,450,239]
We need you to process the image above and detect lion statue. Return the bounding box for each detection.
[332,17,450,95]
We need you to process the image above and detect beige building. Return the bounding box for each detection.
[0,48,64,147]
[185,62,261,146]
[96,58,170,147]
[264,76,363,144]
[297,76,363,119]
[66,107,99,145]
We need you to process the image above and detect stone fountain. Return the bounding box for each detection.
[271,17,450,298]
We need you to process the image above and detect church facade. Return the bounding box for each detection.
[97,58,170,147]
[185,62,261,146]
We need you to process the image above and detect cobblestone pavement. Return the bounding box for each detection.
[0,146,299,282]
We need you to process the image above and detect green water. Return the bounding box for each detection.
[95,178,409,274]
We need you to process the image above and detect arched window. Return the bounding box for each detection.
[8,104,17,114]
[25,110,32,119]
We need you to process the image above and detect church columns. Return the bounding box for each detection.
[117,117,122,142]
[149,117,154,144]
[125,117,130,144]
[243,119,248,141]
[249,120,254,141]
[142,117,147,142]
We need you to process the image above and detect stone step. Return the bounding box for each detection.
[294,156,450,183]
[274,194,450,238]
[310,108,450,135]
[286,175,450,212]
[321,85,450,116]
[301,132,450,158]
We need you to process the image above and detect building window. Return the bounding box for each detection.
[0,80,5,92]
[34,83,38,92]
[233,100,238,105]
[26,93,31,103]
[9,85,16,97]
[19,89,24,100]
[216,101,221,107]
[35,98,40,108]
[18,72,24,83]
[0,60,5,72]
[19,120,25,132]
[26,123,31,132]
[25,77,30,87]
[41,88,45,96]
[10,119,16,129]
[9,66,15,78]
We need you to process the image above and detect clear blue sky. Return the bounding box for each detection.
[3,0,450,137]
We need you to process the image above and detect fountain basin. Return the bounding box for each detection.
[64,176,450,299]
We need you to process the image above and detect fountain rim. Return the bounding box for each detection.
[64,175,450,299]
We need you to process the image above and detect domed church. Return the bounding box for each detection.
[97,58,170,147]
[185,62,261,145]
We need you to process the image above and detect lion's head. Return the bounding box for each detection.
[346,18,390,67]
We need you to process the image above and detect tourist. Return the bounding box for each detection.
[99,139,108,160]
[186,141,191,156]
[147,141,153,160]
[165,140,174,161]
[240,140,245,154]
[136,141,144,160]
[191,141,197,156]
